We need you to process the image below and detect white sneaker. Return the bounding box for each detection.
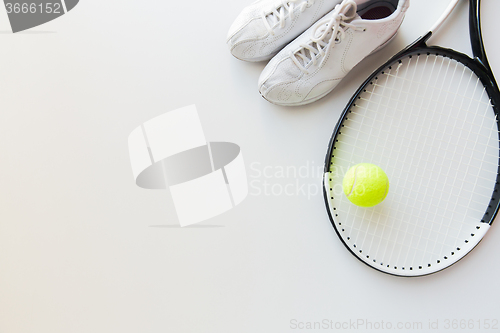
[258,0,409,106]
[227,0,343,62]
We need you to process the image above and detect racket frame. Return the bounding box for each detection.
[322,0,500,276]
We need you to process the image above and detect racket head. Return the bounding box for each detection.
[323,40,500,277]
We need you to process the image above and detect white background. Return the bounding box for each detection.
[1,1,500,332]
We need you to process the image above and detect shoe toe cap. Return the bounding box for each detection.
[258,58,309,105]
[227,16,269,59]
[228,41,259,60]
[303,79,342,102]
[259,82,295,104]
[258,79,301,106]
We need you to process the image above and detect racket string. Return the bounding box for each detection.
[328,53,499,271]
[411,58,491,232]
[339,122,499,157]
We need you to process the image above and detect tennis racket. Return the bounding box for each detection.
[323,0,500,276]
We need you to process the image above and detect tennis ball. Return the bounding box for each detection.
[343,163,389,207]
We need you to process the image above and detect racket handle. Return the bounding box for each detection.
[429,0,460,34]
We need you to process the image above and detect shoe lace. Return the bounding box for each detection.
[291,0,364,74]
[262,0,315,35]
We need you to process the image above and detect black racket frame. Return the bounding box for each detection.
[322,0,500,275]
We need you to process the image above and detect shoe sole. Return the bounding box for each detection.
[232,51,278,63]
[260,30,400,106]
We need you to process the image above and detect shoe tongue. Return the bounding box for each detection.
[298,0,359,67]
[265,13,279,26]
[352,0,371,5]
[338,1,358,21]
[265,1,298,27]
[313,24,332,40]
[313,1,358,39]
[265,9,285,27]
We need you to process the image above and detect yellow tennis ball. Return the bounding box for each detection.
[343,163,389,207]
